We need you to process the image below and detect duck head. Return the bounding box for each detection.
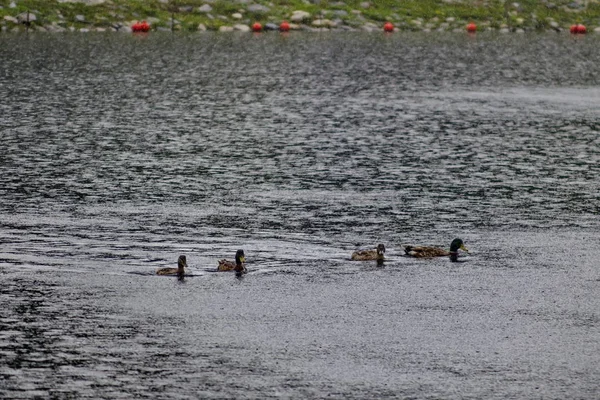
[376,244,386,256]
[235,249,245,265]
[178,255,188,270]
[449,239,468,253]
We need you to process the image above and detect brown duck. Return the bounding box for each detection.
[404,238,468,261]
[351,244,385,262]
[156,255,187,278]
[218,249,247,276]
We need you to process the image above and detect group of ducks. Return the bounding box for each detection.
[156,238,468,278]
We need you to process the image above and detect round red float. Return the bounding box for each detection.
[383,22,394,32]
[577,24,586,34]
[570,24,578,34]
[132,20,150,33]
[466,23,477,33]
[252,22,262,32]
[279,21,290,32]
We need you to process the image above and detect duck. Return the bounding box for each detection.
[403,238,468,261]
[156,255,187,278]
[351,243,386,262]
[218,249,246,276]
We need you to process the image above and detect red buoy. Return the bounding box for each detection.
[252,22,262,32]
[383,22,394,32]
[466,22,477,33]
[570,24,577,33]
[132,20,150,33]
[279,21,290,32]
[577,24,586,34]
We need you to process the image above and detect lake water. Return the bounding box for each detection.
[1,32,599,399]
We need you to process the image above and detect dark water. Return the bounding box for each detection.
[1,32,599,399]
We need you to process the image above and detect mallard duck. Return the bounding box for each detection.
[218,249,246,276]
[404,238,468,261]
[156,255,187,277]
[351,243,385,262]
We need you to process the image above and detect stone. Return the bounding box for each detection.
[80,28,90,32]
[290,10,311,23]
[198,4,213,13]
[17,12,37,22]
[232,13,243,20]
[360,2,370,9]
[247,4,270,13]
[233,24,250,32]
[332,10,347,17]
[198,23,207,31]
[4,16,18,24]
[594,27,600,33]
[147,17,160,24]
[179,6,194,13]
[75,15,86,22]
[361,22,378,32]
[9,2,16,8]
[219,26,234,32]
[264,23,278,31]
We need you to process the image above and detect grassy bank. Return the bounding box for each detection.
[1,0,600,32]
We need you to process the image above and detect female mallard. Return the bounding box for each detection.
[218,249,246,276]
[351,244,385,262]
[404,238,468,261]
[156,255,187,278]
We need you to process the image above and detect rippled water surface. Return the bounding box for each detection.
[1,32,599,399]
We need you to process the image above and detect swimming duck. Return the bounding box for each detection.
[351,243,386,262]
[218,249,246,276]
[156,255,187,278]
[404,238,468,261]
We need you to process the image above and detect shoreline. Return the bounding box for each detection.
[1,0,600,34]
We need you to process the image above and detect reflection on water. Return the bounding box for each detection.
[0,33,599,398]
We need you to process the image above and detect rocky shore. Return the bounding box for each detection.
[1,0,600,33]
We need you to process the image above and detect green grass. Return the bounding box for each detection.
[0,0,599,31]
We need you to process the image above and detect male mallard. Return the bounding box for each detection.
[218,249,246,276]
[404,238,468,261]
[351,243,386,262]
[156,255,187,278]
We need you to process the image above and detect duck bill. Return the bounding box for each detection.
[240,256,246,263]
[460,244,469,252]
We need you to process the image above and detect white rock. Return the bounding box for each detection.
[360,2,370,8]
[17,12,37,22]
[233,23,250,32]
[80,28,90,32]
[198,4,213,13]
[594,27,600,33]
[361,22,378,32]
[219,26,234,32]
[9,2,16,8]
[247,4,269,13]
[198,23,207,31]
[75,15,86,22]
[290,10,310,23]
[4,16,18,24]
[446,17,455,22]
[232,13,243,19]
